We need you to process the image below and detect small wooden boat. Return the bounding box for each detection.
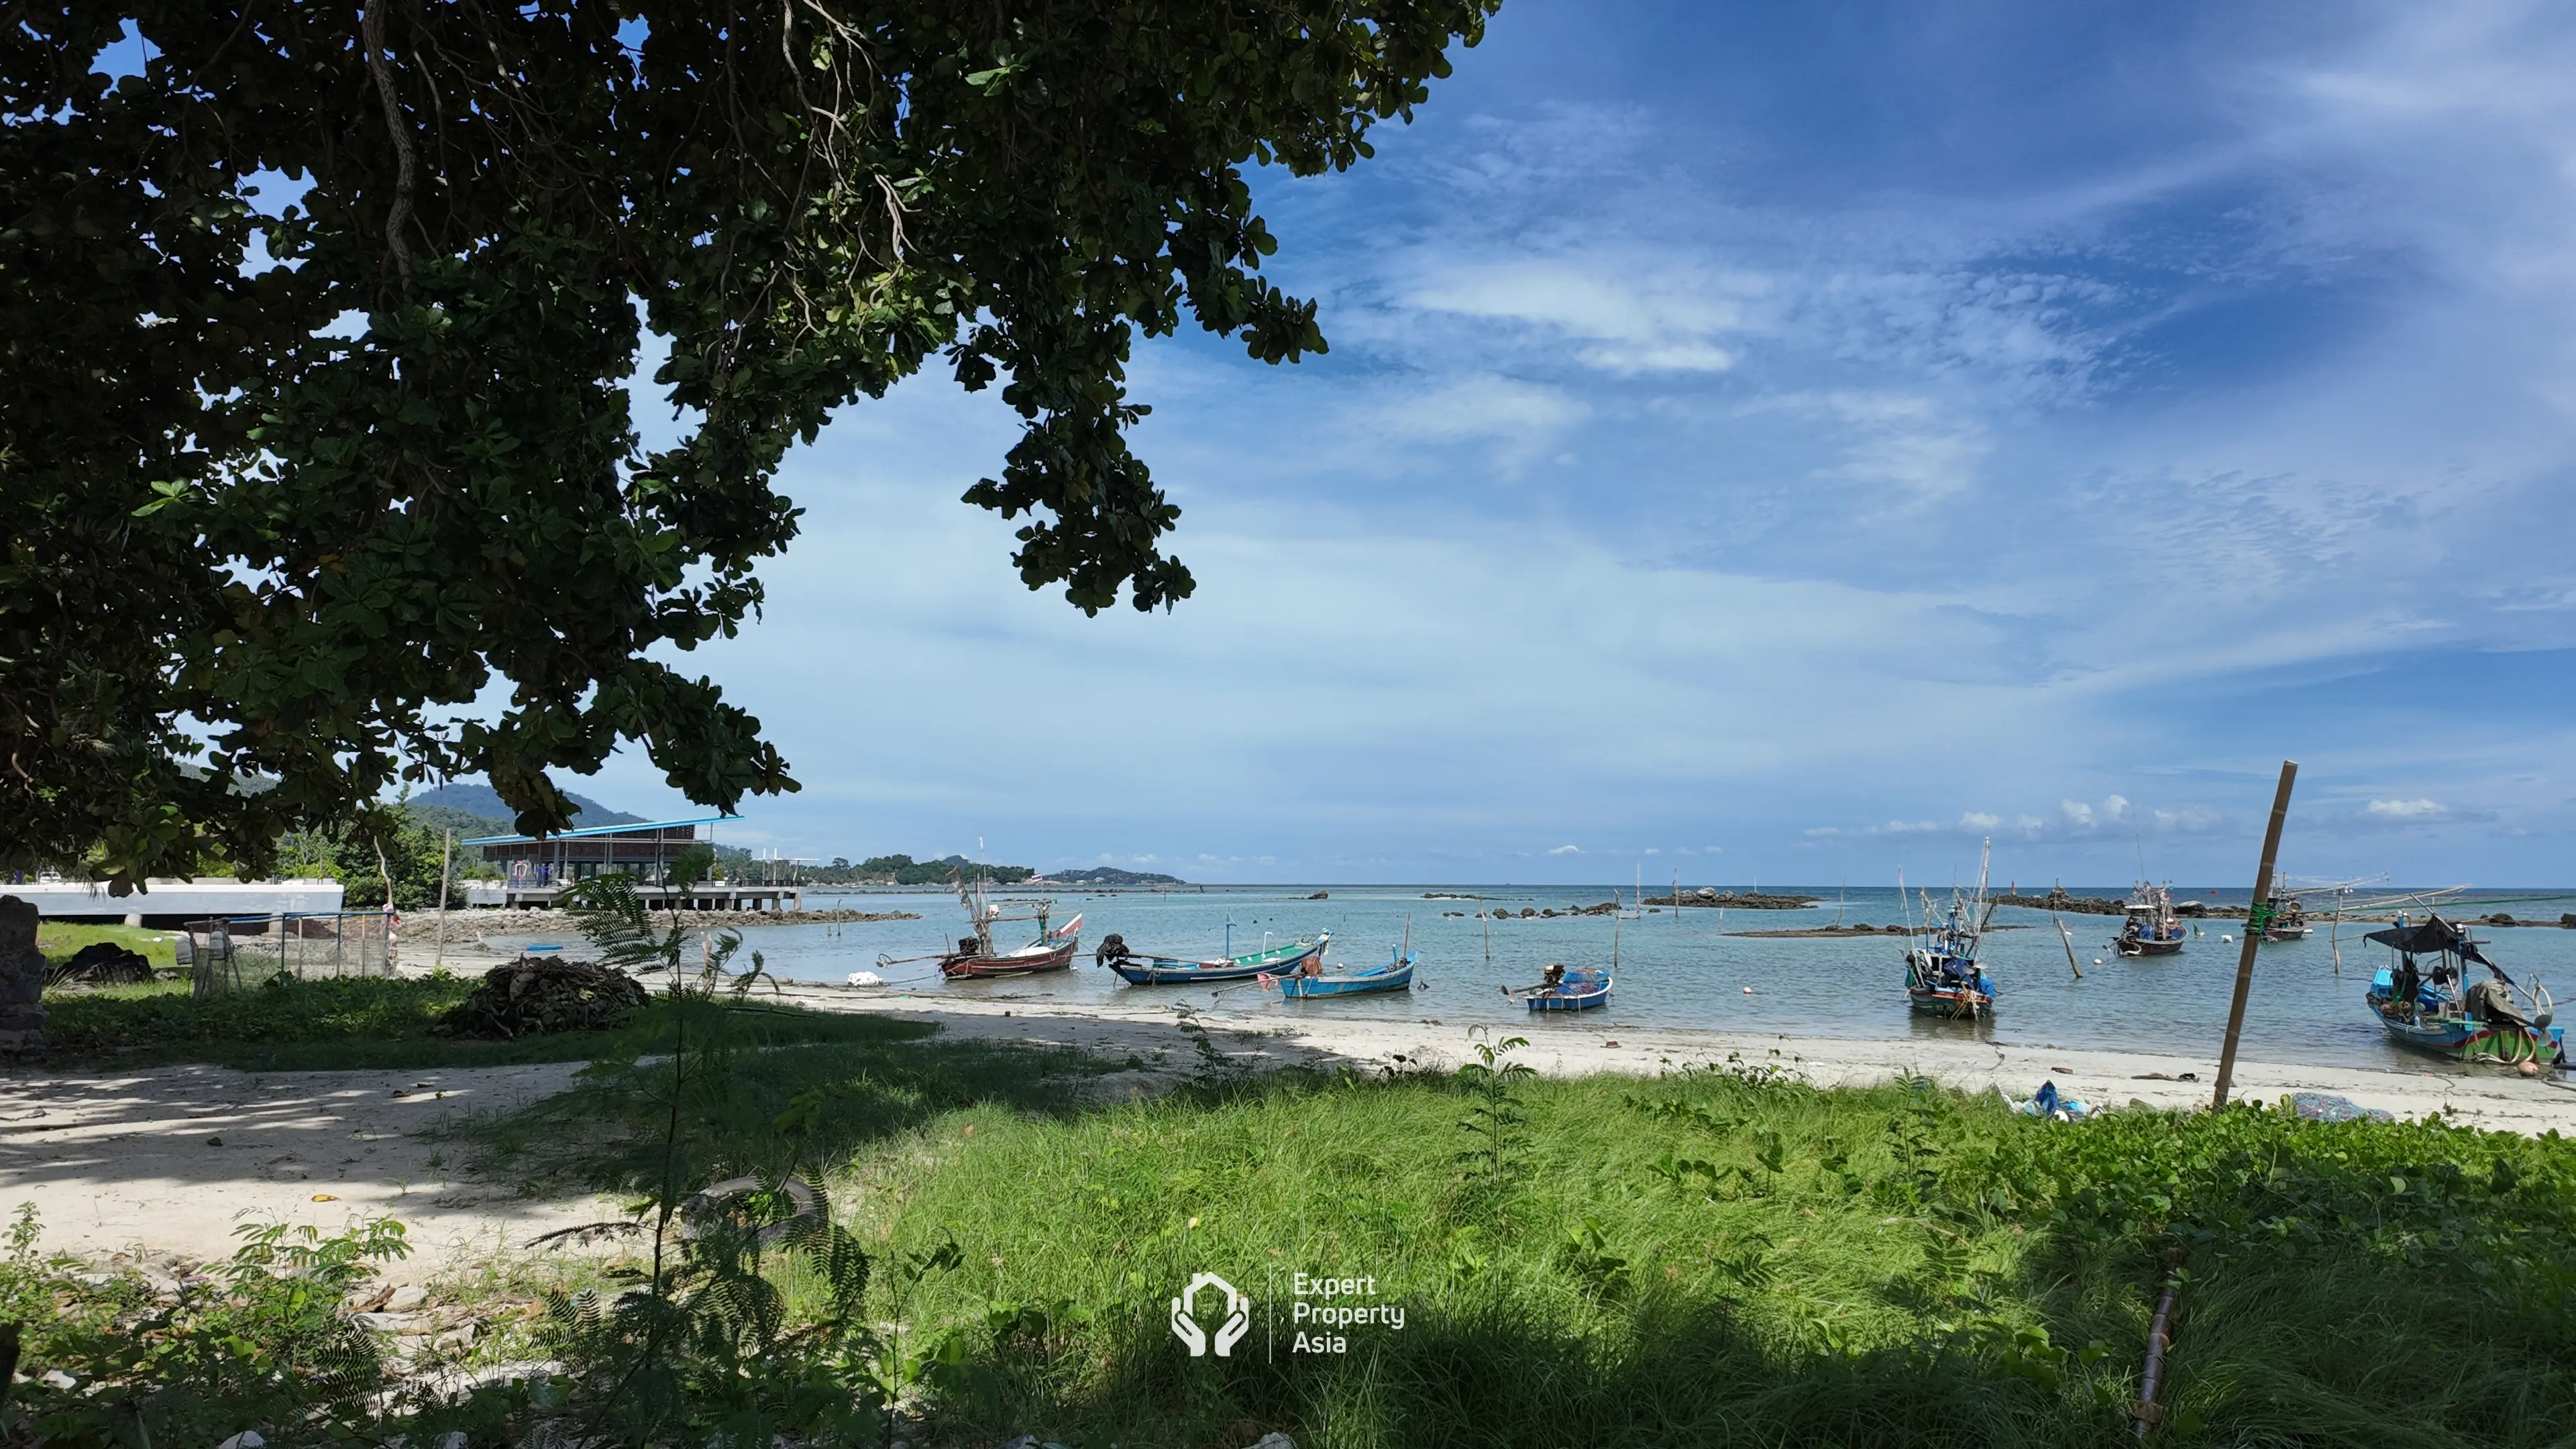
[2258,888,2313,942]
[1096,931,1328,985]
[1266,948,1415,999]
[938,875,1079,979]
[2115,880,2186,956]
[1519,965,1611,1012]
[1901,844,1995,1018]
[2363,914,2565,1065]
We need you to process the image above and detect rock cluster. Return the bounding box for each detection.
[441,958,648,1038]
[0,896,45,1055]
[51,941,154,984]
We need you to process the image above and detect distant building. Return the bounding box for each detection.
[460,815,800,911]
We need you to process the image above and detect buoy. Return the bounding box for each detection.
[847,971,884,987]
[2520,1060,2540,1077]
[1741,985,1754,995]
[2092,957,2104,966]
[2220,934,2234,943]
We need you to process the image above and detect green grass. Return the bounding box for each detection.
[34,921,178,969]
[38,973,930,1072]
[462,1038,2576,1449]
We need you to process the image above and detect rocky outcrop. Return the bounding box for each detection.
[1992,890,2126,916]
[1644,889,1821,910]
[0,897,46,1055]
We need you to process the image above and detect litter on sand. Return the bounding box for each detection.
[2004,1079,2093,1121]
[2284,1091,2394,1124]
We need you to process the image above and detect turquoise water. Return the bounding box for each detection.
[486,884,2576,1071]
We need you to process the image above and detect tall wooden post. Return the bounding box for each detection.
[2212,761,2298,1109]
[434,829,453,969]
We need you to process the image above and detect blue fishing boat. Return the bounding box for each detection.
[1266,948,1417,999]
[1519,965,1611,1012]
[1900,844,1996,1018]
[1094,931,1327,985]
[2363,914,2565,1066]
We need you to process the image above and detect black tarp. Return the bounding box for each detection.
[2365,914,2494,967]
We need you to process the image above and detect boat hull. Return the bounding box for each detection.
[1525,968,1611,1012]
[2116,936,2185,957]
[1108,938,1324,985]
[941,939,1077,979]
[1273,959,1414,998]
[1907,985,1993,1018]
[2367,987,2564,1064]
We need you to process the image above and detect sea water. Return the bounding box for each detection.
[480,884,2576,1071]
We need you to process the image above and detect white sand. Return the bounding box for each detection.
[7,976,2571,1269]
[0,1060,617,1271]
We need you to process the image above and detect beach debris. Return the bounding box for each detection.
[846,971,885,987]
[50,941,153,984]
[2284,1091,2392,1124]
[2131,1071,2199,1082]
[216,1432,266,1449]
[2133,1258,2184,1437]
[2006,1079,2092,1120]
[440,958,647,1038]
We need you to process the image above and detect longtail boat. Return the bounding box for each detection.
[2115,880,2186,956]
[1901,841,1996,1018]
[1266,947,1415,999]
[2363,914,2565,1065]
[1517,965,1611,1012]
[1095,931,1328,985]
[2258,888,2313,941]
[938,874,1079,979]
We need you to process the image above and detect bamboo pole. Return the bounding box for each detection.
[2212,761,2298,1109]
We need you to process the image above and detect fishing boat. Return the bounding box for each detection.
[1518,964,1611,1012]
[2115,881,2187,956]
[1901,843,1996,1018]
[937,875,1079,979]
[1265,946,1415,999]
[2257,888,2313,942]
[2363,914,2565,1065]
[1096,930,1328,985]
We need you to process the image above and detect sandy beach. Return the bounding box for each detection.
[8,963,2573,1272]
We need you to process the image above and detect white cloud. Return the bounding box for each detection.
[1548,844,1582,855]
[2365,798,2448,818]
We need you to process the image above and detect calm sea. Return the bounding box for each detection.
[484,884,2576,1071]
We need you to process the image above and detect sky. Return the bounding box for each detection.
[564,0,2576,885]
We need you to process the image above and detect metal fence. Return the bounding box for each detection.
[185,912,393,996]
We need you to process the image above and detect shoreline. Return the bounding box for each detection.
[751,978,2576,1137]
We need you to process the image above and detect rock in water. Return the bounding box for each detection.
[0,897,45,1056]
[440,959,647,1038]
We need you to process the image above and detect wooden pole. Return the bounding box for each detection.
[434,828,453,969]
[2212,761,2298,1109]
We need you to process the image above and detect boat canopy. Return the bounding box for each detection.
[2364,914,2492,967]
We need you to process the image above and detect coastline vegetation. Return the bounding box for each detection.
[12,871,2571,1446]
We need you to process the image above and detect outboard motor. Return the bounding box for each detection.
[957,936,981,957]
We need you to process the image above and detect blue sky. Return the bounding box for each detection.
[570,0,2576,885]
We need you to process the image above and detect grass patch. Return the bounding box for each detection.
[38,972,928,1072]
[34,920,178,969]
[454,1038,2576,1448]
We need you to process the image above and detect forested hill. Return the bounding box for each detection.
[411,783,645,835]
[1040,866,1187,886]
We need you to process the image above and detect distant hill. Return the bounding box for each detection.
[412,782,648,834]
[1041,866,1187,887]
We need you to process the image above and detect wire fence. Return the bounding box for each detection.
[184,912,394,996]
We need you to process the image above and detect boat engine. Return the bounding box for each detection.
[956,936,980,957]
[1095,933,1132,967]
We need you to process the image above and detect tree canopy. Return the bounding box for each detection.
[0,0,1495,886]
